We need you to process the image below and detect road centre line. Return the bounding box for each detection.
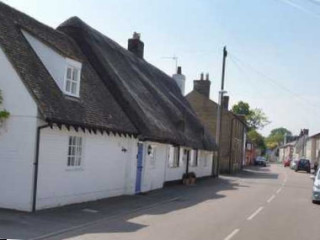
[267,195,276,203]
[224,229,240,240]
[247,207,264,221]
[276,188,282,194]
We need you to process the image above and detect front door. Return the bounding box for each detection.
[135,143,144,193]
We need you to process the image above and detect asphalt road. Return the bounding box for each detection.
[45,164,320,240]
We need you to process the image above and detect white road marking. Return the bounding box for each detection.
[247,207,264,221]
[276,188,282,194]
[267,195,276,203]
[224,229,240,240]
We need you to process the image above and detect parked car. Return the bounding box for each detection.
[290,160,298,170]
[295,159,311,173]
[255,156,267,167]
[284,158,291,167]
[311,169,320,203]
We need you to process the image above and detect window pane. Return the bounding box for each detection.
[67,67,72,79]
[68,145,72,156]
[71,82,77,94]
[67,136,82,167]
[72,69,78,81]
[66,80,71,92]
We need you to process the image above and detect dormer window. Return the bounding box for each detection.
[65,66,79,95]
[64,58,82,97]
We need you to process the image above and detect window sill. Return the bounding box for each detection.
[66,167,84,172]
[64,94,80,102]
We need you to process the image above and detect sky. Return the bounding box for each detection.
[3,0,320,136]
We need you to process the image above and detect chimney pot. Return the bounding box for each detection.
[177,66,182,74]
[193,73,211,98]
[128,32,144,59]
[205,73,209,81]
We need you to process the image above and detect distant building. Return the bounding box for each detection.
[306,132,320,165]
[245,141,256,165]
[295,129,309,159]
[279,141,296,162]
[186,74,247,173]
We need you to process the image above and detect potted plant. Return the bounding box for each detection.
[182,173,190,185]
[182,172,196,185]
[189,172,196,185]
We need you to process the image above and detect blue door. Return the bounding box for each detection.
[135,143,144,193]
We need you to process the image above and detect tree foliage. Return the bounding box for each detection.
[265,127,292,150]
[232,101,270,130]
[231,101,251,116]
[247,129,266,151]
[0,90,9,124]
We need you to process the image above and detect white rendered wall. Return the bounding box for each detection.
[37,127,138,210]
[165,146,213,182]
[0,47,39,211]
[165,147,186,181]
[189,150,213,178]
[140,142,167,192]
[306,140,312,161]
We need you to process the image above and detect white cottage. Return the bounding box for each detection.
[0,2,217,212]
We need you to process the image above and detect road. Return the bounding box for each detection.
[44,164,319,240]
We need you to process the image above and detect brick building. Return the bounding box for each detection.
[186,74,247,173]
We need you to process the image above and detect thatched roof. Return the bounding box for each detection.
[0,2,137,136]
[0,2,216,150]
[58,17,217,150]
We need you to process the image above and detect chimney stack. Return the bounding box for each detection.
[222,96,229,110]
[128,32,144,59]
[193,72,211,98]
[172,66,186,95]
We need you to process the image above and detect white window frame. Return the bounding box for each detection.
[201,151,208,167]
[148,144,156,168]
[67,136,83,167]
[64,58,82,97]
[190,149,198,167]
[169,146,180,168]
[183,148,191,165]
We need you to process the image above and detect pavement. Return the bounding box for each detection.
[0,163,319,240]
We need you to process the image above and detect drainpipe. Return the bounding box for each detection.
[185,149,190,176]
[32,124,49,212]
[228,118,235,174]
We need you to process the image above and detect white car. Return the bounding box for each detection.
[290,160,298,170]
[312,169,320,203]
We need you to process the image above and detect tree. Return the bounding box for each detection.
[247,108,270,130]
[247,129,266,152]
[231,101,251,116]
[232,101,270,130]
[265,127,292,150]
[0,90,9,125]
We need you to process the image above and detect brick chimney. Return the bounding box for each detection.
[193,72,211,98]
[128,32,144,59]
[222,96,229,110]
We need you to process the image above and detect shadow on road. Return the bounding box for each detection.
[0,166,273,239]
[235,165,279,180]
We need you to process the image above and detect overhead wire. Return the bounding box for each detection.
[278,0,320,18]
[227,53,320,129]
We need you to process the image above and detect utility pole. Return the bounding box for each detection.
[215,46,228,177]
